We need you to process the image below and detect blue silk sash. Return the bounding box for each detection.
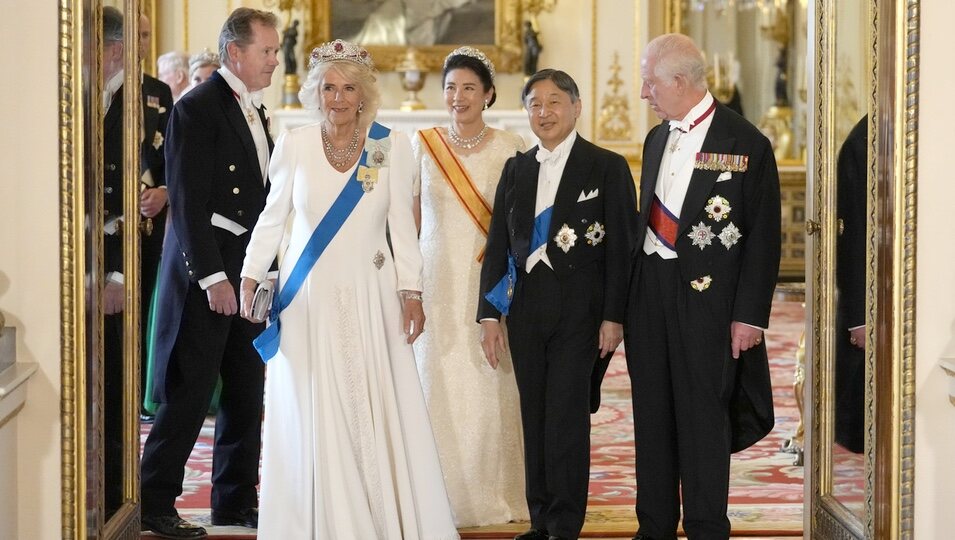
[254,122,391,362]
[484,206,553,315]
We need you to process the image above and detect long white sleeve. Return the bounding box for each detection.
[241,130,296,282]
[386,131,424,292]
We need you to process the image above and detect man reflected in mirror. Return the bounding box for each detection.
[626,33,781,540]
[100,5,173,516]
[835,115,867,454]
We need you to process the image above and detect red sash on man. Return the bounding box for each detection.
[418,128,492,262]
[648,195,679,250]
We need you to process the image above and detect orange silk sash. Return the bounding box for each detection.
[418,128,492,262]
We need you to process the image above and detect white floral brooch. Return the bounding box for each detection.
[705,195,731,222]
[554,224,577,253]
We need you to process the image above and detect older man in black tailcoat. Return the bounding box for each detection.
[626,34,781,540]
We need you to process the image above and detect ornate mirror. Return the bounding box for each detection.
[61,0,143,538]
[805,0,917,537]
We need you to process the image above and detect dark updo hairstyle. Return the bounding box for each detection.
[442,54,497,108]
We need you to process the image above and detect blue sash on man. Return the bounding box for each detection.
[254,121,391,362]
[485,205,553,314]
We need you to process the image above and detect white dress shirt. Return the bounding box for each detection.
[643,92,716,259]
[198,67,273,290]
[526,130,578,273]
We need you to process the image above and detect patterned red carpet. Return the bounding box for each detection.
[141,300,807,538]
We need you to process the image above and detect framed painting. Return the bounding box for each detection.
[308,0,524,72]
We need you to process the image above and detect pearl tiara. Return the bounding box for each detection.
[308,39,374,70]
[444,46,495,82]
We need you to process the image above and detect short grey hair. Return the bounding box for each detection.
[103,6,123,43]
[299,61,381,130]
[157,51,189,77]
[189,49,222,80]
[645,33,708,90]
[521,69,580,104]
[218,8,278,67]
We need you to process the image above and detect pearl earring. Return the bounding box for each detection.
[358,101,365,113]
[483,100,489,110]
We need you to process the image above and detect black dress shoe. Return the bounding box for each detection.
[141,514,207,539]
[210,507,258,528]
[632,535,658,540]
[548,536,573,540]
[514,528,550,540]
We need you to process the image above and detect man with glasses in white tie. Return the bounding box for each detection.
[478,69,638,540]
[140,7,280,539]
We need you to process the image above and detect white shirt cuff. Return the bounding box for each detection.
[106,272,124,285]
[740,322,766,331]
[198,272,228,290]
[849,324,865,331]
[266,270,279,280]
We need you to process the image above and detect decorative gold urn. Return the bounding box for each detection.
[396,48,426,111]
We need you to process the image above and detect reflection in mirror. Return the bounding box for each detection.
[100,3,126,521]
[831,0,868,522]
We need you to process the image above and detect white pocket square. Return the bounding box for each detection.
[577,188,599,202]
[716,171,733,182]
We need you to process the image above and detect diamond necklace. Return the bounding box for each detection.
[321,124,361,168]
[447,124,488,149]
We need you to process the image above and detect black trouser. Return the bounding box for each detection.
[626,254,734,540]
[506,263,601,539]
[140,283,264,516]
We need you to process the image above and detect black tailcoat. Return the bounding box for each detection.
[477,134,637,538]
[141,71,274,515]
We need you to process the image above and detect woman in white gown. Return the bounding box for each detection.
[240,39,458,540]
[411,46,529,527]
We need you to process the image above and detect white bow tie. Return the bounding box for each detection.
[536,146,561,164]
[238,90,264,111]
[669,119,692,133]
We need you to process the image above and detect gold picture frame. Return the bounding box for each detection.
[307,0,523,72]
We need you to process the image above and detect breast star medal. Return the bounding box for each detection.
[357,165,379,193]
[585,221,606,245]
[705,195,731,222]
[690,275,713,292]
[688,222,715,250]
[718,222,742,249]
[554,224,577,253]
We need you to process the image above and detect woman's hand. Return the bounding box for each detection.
[239,277,258,322]
[400,290,425,344]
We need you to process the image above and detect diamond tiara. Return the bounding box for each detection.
[444,46,495,82]
[308,39,375,70]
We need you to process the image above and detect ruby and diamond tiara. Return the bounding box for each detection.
[444,46,495,81]
[308,39,375,70]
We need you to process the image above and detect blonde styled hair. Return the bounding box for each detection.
[299,60,381,130]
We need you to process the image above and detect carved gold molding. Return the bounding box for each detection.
[59,0,86,536]
[596,52,633,142]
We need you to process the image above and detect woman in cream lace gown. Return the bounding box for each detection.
[412,47,529,527]
[240,40,457,539]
